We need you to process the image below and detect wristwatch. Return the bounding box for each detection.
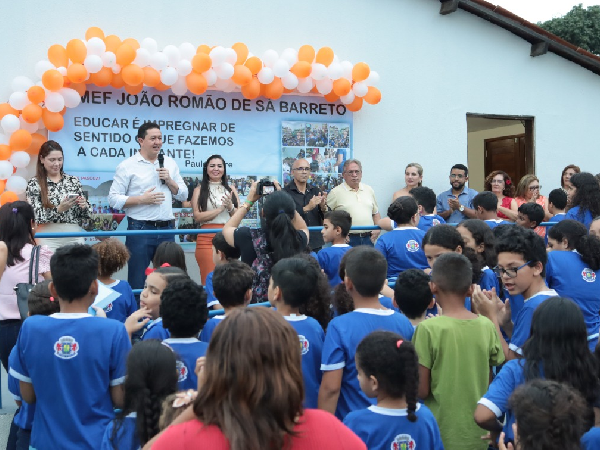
[459,205,465,212]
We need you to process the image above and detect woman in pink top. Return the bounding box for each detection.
[514,175,551,238]
[0,201,52,370]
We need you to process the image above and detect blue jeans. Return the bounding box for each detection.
[126,218,175,292]
[348,234,374,247]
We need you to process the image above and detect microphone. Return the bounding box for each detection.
[157,152,165,184]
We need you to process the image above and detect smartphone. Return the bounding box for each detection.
[67,194,79,200]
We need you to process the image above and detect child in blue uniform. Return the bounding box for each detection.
[152,241,188,273]
[317,210,351,287]
[344,331,443,450]
[102,340,178,450]
[200,260,253,343]
[565,172,600,229]
[458,219,500,293]
[472,191,512,229]
[205,232,241,310]
[10,244,131,450]
[545,188,567,245]
[409,186,446,232]
[393,269,434,329]
[516,203,545,234]
[93,238,138,322]
[375,196,428,279]
[546,220,600,350]
[269,257,324,408]
[319,247,415,420]
[161,278,209,390]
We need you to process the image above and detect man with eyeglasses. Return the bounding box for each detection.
[327,159,381,247]
[283,158,327,251]
[436,164,478,224]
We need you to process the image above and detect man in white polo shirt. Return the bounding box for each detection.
[108,122,188,292]
[327,159,381,247]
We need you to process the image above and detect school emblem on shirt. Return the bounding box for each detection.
[582,268,596,283]
[103,302,113,313]
[432,219,441,226]
[391,434,415,450]
[176,360,188,382]
[299,335,309,355]
[54,336,79,359]
[405,240,420,252]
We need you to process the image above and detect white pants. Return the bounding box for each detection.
[36,223,85,252]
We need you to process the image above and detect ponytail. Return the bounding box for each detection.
[576,235,600,271]
[397,341,419,423]
[260,191,302,262]
[548,220,600,270]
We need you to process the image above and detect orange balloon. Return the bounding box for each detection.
[346,96,363,112]
[231,65,252,86]
[298,45,315,63]
[0,180,5,195]
[191,53,212,73]
[25,133,47,155]
[185,72,207,95]
[116,44,136,67]
[27,86,46,104]
[42,69,64,91]
[21,104,43,123]
[364,86,381,105]
[9,129,32,151]
[66,63,88,83]
[244,56,262,75]
[155,82,169,91]
[352,62,370,82]
[124,83,143,95]
[0,191,19,205]
[121,64,144,86]
[290,61,311,78]
[89,67,113,87]
[70,83,87,97]
[232,42,249,65]
[104,35,122,53]
[59,106,67,116]
[264,77,284,100]
[121,38,140,50]
[196,44,211,54]
[66,39,87,64]
[333,78,351,97]
[142,67,160,87]
[110,72,125,89]
[324,92,339,103]
[0,103,19,119]
[42,109,64,132]
[241,78,261,99]
[0,145,10,160]
[48,44,69,68]
[85,27,105,40]
[315,47,334,67]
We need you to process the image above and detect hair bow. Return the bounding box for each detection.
[144,263,171,276]
[396,339,404,348]
[172,390,197,408]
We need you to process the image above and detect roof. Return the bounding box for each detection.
[440,0,600,76]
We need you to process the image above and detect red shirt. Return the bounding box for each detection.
[152,409,366,450]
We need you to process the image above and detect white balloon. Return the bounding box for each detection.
[224,48,237,66]
[102,51,117,68]
[45,92,65,113]
[310,63,327,81]
[9,152,30,169]
[257,67,275,85]
[141,38,158,54]
[0,161,14,180]
[19,116,38,133]
[215,63,234,80]
[0,133,8,145]
[9,91,29,110]
[171,77,188,96]
[223,80,237,92]
[316,78,333,95]
[214,78,236,92]
[160,67,178,86]
[59,88,81,108]
[176,59,193,76]
[272,59,290,78]
[281,72,299,90]
[341,61,353,80]
[297,77,313,94]
[179,42,196,60]
[11,76,33,92]
[150,52,168,71]
[163,45,181,67]
[340,91,355,104]
[112,64,122,74]
[34,60,55,79]
[84,55,103,74]
[327,63,343,80]
[86,37,106,56]
[280,48,298,66]
[133,48,151,67]
[262,50,279,68]
[332,55,340,64]
[209,46,227,66]
[366,70,380,86]
[352,81,368,97]
[203,69,217,86]
[56,66,67,76]
[6,175,28,194]
[1,114,20,134]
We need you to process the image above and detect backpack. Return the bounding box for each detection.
[250,228,273,303]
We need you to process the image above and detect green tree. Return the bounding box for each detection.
[538,4,600,55]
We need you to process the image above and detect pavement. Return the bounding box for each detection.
[0,364,17,447]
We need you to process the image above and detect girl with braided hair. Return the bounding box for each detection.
[343,331,443,450]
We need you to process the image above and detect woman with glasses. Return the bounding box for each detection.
[484,170,517,221]
[514,175,550,237]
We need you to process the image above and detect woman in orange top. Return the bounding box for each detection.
[514,174,551,237]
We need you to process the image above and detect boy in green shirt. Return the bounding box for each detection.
[413,253,504,450]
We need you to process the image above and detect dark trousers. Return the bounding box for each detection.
[348,234,374,247]
[0,320,21,372]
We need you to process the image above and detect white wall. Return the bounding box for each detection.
[1,0,599,214]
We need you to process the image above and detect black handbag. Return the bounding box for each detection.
[14,245,41,321]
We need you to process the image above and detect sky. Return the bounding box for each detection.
[490,0,598,23]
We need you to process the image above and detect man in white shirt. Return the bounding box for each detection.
[108,122,188,292]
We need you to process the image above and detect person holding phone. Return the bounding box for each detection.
[26,140,91,251]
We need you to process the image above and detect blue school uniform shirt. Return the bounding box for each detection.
[141,317,170,341]
[484,219,512,229]
[374,227,428,278]
[103,280,138,323]
[582,427,600,450]
[546,251,599,350]
[509,289,558,355]
[379,295,400,312]
[199,315,226,342]
[545,213,566,244]
[343,404,443,450]
[101,413,140,450]
[8,347,35,430]
[417,214,446,232]
[205,271,219,308]
[566,206,594,229]
[163,338,208,390]
[321,308,415,420]
[10,313,131,450]
[317,244,351,287]
[479,267,500,293]
[284,315,325,408]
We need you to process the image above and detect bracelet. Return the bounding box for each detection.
[227,205,234,213]
[245,200,254,208]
